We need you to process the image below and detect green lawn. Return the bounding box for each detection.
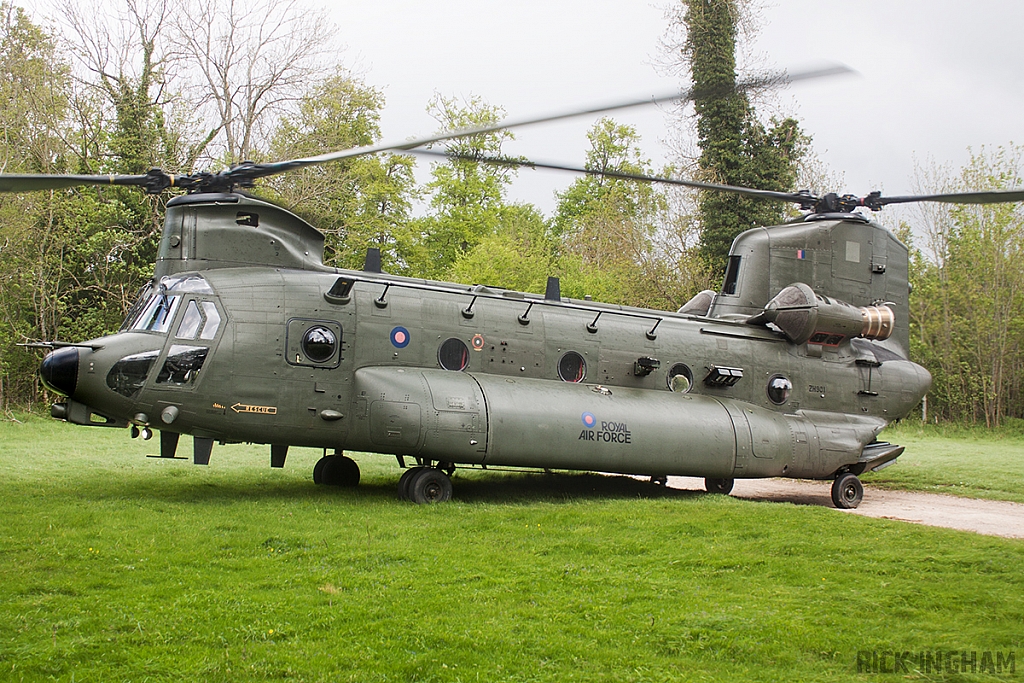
[865,421,1024,503]
[1,415,1023,681]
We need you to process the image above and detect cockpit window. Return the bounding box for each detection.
[106,350,161,398]
[133,294,181,334]
[199,302,221,340]
[162,274,214,294]
[176,300,203,339]
[121,284,154,331]
[722,255,741,295]
[123,274,219,335]
[157,345,209,385]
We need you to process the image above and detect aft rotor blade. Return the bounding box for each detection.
[410,149,812,204]
[873,189,1024,207]
[231,64,854,183]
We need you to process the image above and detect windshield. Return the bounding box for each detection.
[121,274,215,334]
[133,293,181,333]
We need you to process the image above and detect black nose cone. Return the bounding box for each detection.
[40,346,79,397]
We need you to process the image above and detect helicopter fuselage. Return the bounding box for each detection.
[39,192,931,502]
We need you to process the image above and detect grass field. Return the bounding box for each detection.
[865,420,1024,503]
[2,415,1023,682]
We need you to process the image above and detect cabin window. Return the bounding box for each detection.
[667,363,693,393]
[302,326,337,362]
[557,352,587,383]
[286,319,342,367]
[438,338,469,371]
[722,255,741,295]
[766,375,792,405]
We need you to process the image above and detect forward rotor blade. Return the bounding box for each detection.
[0,64,851,195]
[0,170,176,194]
[874,189,1024,207]
[0,174,148,192]
[409,149,811,204]
[231,64,853,183]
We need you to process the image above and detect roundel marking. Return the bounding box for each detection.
[581,412,597,428]
[390,326,410,348]
[471,333,485,351]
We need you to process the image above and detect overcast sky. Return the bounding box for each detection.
[324,0,1024,218]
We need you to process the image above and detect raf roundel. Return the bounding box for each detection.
[390,326,410,348]
[581,412,597,429]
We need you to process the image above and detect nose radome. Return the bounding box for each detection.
[39,346,79,397]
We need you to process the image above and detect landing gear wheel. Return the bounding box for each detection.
[705,477,735,495]
[320,455,360,487]
[831,473,863,509]
[313,455,329,485]
[408,468,453,504]
[398,467,425,500]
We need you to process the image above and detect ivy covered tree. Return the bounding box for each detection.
[675,0,807,274]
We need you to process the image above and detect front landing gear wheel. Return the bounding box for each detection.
[831,473,863,509]
[313,455,328,485]
[398,467,425,500]
[705,477,734,495]
[318,455,360,487]
[408,468,453,504]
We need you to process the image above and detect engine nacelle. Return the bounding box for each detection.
[749,282,894,346]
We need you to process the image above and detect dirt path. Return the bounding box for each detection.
[665,476,1024,539]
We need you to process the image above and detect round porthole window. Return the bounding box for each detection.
[557,352,587,383]
[667,363,693,393]
[767,374,793,405]
[302,326,337,362]
[438,338,469,371]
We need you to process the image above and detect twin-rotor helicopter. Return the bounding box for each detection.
[13,67,1024,507]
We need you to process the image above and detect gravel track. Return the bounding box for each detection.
[665,476,1024,539]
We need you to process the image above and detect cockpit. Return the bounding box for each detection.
[107,274,224,399]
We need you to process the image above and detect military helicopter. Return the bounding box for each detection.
[11,68,1023,509]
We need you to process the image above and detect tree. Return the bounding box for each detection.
[449,203,554,293]
[671,0,807,274]
[171,0,334,166]
[57,0,179,174]
[0,3,69,174]
[409,94,519,279]
[908,146,1024,426]
[261,72,417,272]
[551,118,714,309]
[53,0,181,334]
[0,3,73,408]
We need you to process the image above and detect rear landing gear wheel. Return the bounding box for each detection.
[317,454,360,487]
[705,477,734,495]
[408,468,453,504]
[831,473,863,509]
